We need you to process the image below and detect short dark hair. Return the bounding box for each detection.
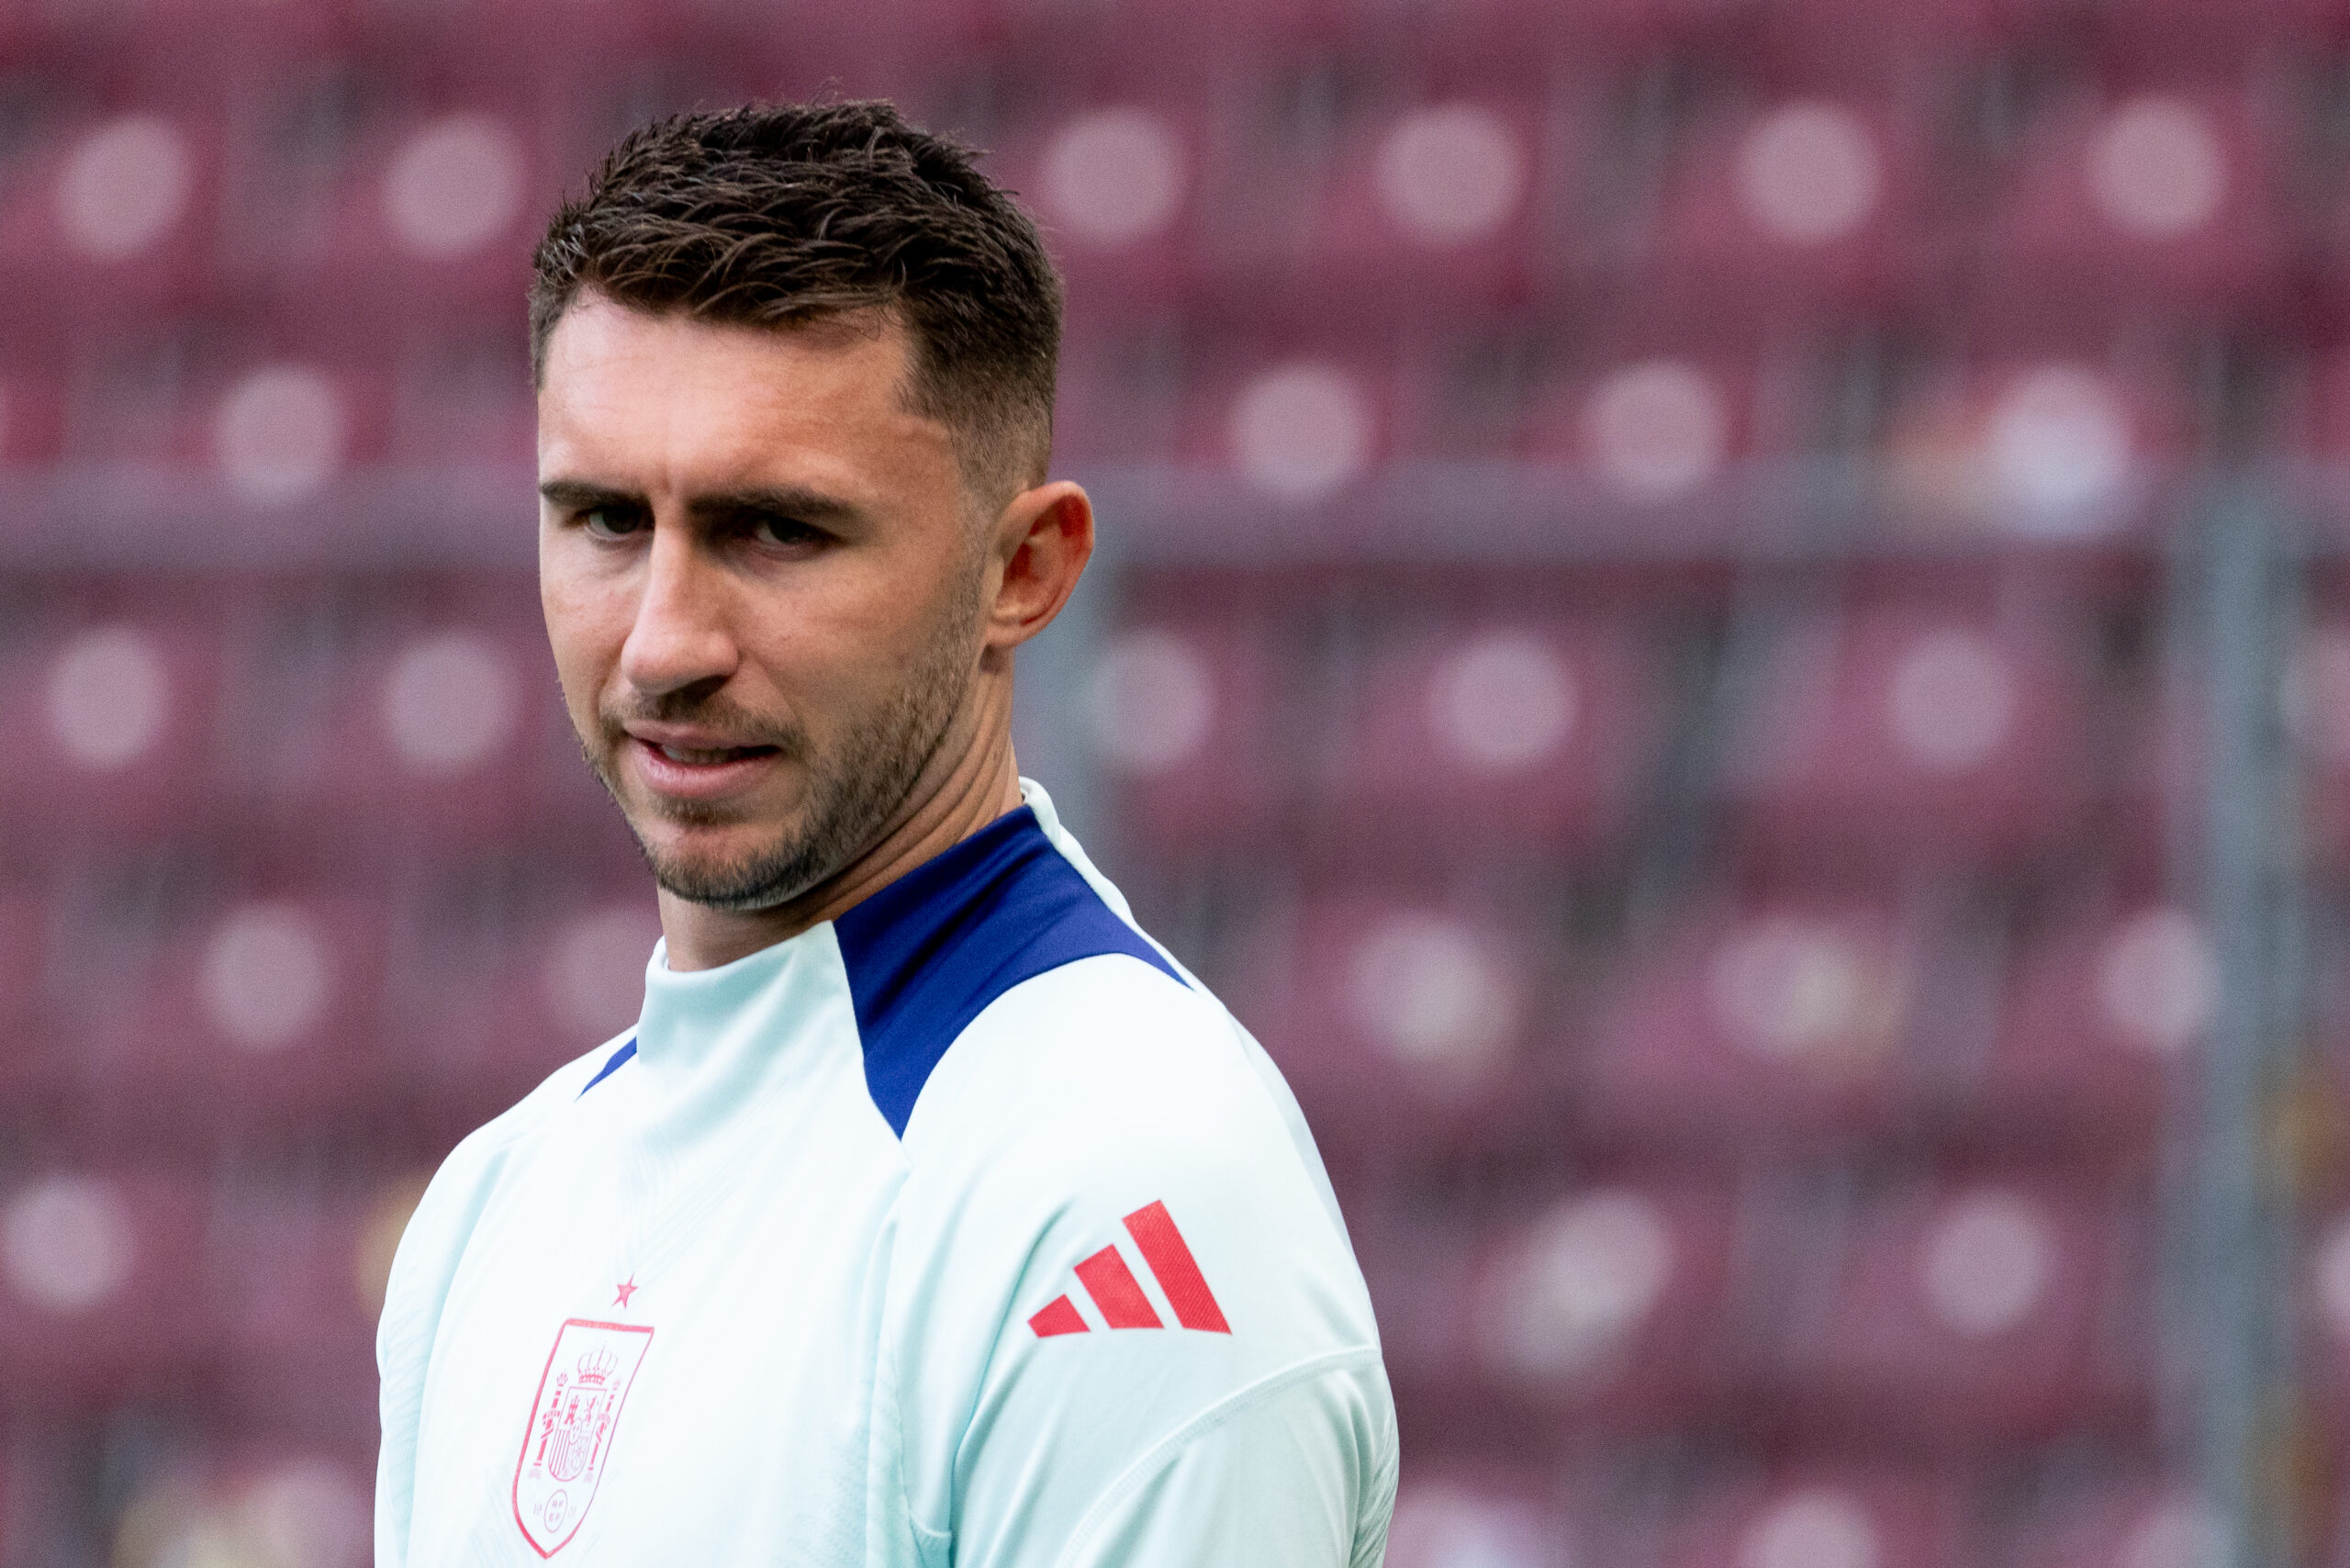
[530,100,1063,501]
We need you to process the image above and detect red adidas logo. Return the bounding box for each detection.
[1029,1200,1231,1337]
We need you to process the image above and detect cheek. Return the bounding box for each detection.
[539,576,626,721]
[753,565,966,723]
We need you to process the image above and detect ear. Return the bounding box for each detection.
[983,480,1095,651]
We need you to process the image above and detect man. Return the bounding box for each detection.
[375,101,1397,1565]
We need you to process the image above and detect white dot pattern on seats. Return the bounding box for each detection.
[1374,104,1528,245]
[1085,629,1216,777]
[1919,1188,2053,1338]
[1583,360,1729,502]
[45,624,171,773]
[1986,364,2133,527]
[237,1459,373,1568]
[214,364,349,506]
[1740,1491,1880,1568]
[1486,1191,1674,1378]
[57,114,192,260]
[1041,107,1186,248]
[1427,633,1579,773]
[2313,1215,2350,1344]
[1884,627,2016,775]
[546,903,661,1043]
[1707,917,1870,1064]
[1230,364,1374,501]
[1346,913,1515,1090]
[2096,907,2218,1057]
[2121,1498,2225,1568]
[198,902,334,1053]
[380,631,520,776]
[2,1175,134,1314]
[383,113,526,259]
[1384,1484,1555,1568]
[1736,102,1883,246]
[2090,97,2227,241]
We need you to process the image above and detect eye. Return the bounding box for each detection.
[581,504,646,540]
[748,514,825,549]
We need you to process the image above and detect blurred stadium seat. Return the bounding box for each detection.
[1641,95,1927,321]
[1251,895,1544,1135]
[1723,599,2097,857]
[1983,904,2215,1137]
[0,1170,211,1405]
[3,604,226,834]
[0,0,2328,1549]
[1317,614,1658,854]
[1790,1178,2139,1440]
[1584,900,1924,1143]
[1981,89,2286,317]
[1085,589,1292,848]
[1651,1473,1962,1568]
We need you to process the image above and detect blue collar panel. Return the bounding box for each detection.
[834,808,1183,1137]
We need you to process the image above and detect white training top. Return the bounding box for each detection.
[376,780,1397,1566]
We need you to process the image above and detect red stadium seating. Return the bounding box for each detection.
[1463,1185,1740,1428]
[1181,351,1397,512]
[1292,95,1556,311]
[1382,1473,1574,1568]
[256,105,543,332]
[1639,96,1927,321]
[0,605,225,834]
[1516,353,1778,531]
[0,106,223,330]
[1248,896,1545,1136]
[74,893,392,1137]
[990,101,1213,313]
[0,366,65,470]
[1651,1472,1961,1568]
[1315,614,1658,854]
[0,1169,212,1405]
[1999,1478,2220,1568]
[106,1443,375,1568]
[1582,900,1927,1145]
[217,1181,419,1433]
[1086,599,1292,849]
[1874,356,2187,543]
[1980,89,2285,316]
[404,892,659,1128]
[1788,1178,2133,1439]
[1981,903,2211,1137]
[1724,600,2096,858]
[262,609,556,841]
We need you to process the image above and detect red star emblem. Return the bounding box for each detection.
[613,1276,639,1309]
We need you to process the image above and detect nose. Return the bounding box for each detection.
[618,525,738,701]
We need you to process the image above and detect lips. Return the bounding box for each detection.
[622,732,787,802]
[653,742,778,766]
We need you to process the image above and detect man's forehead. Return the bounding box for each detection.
[536,296,957,493]
[542,296,912,407]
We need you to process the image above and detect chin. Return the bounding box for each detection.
[634,819,829,913]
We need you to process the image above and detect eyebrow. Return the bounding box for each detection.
[538,479,867,530]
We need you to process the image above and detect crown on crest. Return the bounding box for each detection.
[576,1346,621,1386]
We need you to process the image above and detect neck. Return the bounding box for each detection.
[655,678,1025,971]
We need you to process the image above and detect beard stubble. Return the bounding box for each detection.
[584,573,985,913]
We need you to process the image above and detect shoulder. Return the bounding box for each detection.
[901,957,1372,1350]
[385,1035,626,1307]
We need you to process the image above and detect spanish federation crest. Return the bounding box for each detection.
[512,1318,655,1557]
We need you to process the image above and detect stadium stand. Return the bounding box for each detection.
[0,0,2336,1560]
